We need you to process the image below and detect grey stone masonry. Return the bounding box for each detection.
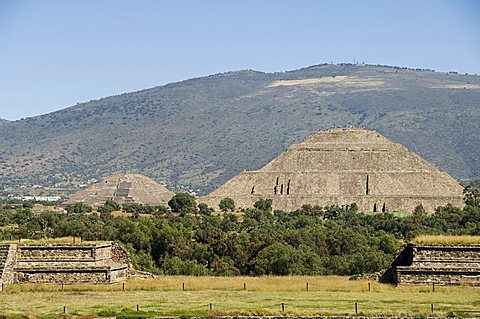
[199,128,464,213]
[381,243,480,285]
[0,244,17,291]
[0,242,132,290]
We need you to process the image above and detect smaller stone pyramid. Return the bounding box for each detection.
[66,173,174,206]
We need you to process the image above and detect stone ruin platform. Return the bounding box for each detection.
[381,243,480,285]
[0,242,132,290]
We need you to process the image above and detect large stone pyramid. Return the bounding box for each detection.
[199,128,464,213]
[66,173,174,206]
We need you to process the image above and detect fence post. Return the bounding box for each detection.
[209,303,212,311]
[61,282,64,291]
[63,306,66,313]
[355,302,358,315]
[306,282,309,291]
[431,303,434,313]
[281,303,285,312]
[122,282,125,291]
[243,283,246,290]
[368,282,371,292]
[137,304,139,312]
[182,283,185,291]
[432,283,435,292]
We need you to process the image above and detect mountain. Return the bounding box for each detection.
[1,63,479,195]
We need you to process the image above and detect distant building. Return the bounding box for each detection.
[199,128,464,213]
[66,173,174,207]
[16,195,62,202]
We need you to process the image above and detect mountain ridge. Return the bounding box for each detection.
[1,63,479,195]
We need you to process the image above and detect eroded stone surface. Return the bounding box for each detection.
[199,128,464,213]
[382,244,480,285]
[66,173,174,206]
[5,242,132,285]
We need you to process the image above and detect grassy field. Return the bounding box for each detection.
[1,276,479,319]
[0,236,100,245]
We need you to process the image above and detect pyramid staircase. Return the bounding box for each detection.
[0,244,16,291]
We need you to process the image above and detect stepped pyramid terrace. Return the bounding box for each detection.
[381,242,480,285]
[199,128,464,213]
[0,242,132,290]
[66,173,174,207]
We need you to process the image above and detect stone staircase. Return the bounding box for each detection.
[0,244,17,291]
[381,243,480,285]
[0,244,9,273]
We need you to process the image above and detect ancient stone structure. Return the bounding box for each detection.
[199,128,464,213]
[67,173,174,206]
[381,243,480,285]
[0,242,131,289]
[0,244,17,290]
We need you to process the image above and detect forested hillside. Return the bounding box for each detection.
[1,64,479,194]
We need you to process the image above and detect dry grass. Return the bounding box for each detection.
[109,211,153,218]
[1,276,479,318]
[413,235,480,245]
[0,236,103,245]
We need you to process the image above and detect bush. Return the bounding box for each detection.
[160,255,209,275]
[253,198,272,212]
[219,197,235,212]
[168,193,197,215]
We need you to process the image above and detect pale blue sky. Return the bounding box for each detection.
[0,0,479,120]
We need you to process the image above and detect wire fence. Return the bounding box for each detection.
[2,279,477,293]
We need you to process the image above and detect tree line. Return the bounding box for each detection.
[0,186,478,276]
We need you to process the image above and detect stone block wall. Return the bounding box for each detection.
[0,244,17,290]
[110,266,130,283]
[7,242,131,286]
[14,268,110,284]
[94,243,113,261]
[17,246,96,261]
[381,244,480,285]
[412,246,480,262]
[395,268,480,285]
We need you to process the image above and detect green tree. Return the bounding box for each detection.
[168,193,197,215]
[22,201,34,209]
[160,255,209,275]
[253,198,273,212]
[198,203,213,216]
[65,203,92,214]
[219,197,235,212]
[252,242,316,275]
[464,185,480,208]
[98,200,120,214]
